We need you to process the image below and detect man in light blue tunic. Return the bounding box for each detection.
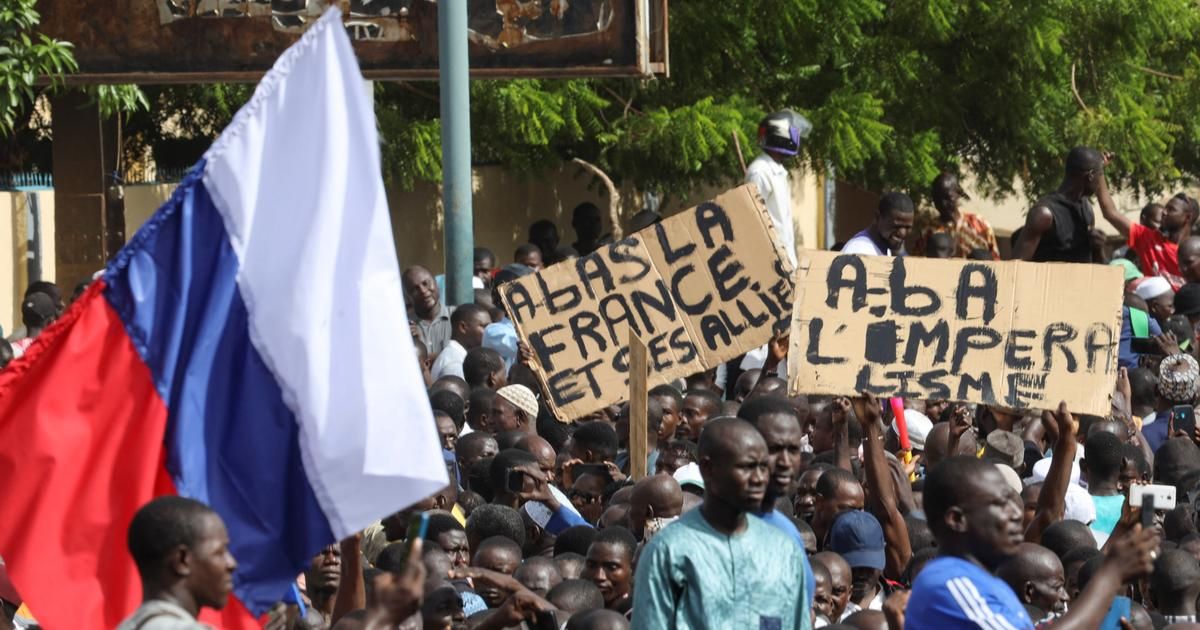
[632,417,812,629]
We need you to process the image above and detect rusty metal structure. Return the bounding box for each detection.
[36,0,668,82]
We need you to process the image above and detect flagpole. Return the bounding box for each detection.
[438,0,474,307]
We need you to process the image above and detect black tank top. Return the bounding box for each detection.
[1032,192,1094,263]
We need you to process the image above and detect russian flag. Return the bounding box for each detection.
[0,8,447,628]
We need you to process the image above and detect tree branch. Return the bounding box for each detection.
[1071,63,1091,114]
[571,157,624,239]
[1126,62,1184,81]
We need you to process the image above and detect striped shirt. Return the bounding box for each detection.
[906,556,1033,630]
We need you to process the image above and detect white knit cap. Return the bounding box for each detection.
[496,384,539,419]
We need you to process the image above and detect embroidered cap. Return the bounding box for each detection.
[496,384,539,419]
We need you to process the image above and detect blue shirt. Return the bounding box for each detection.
[907,556,1033,630]
[1091,494,1125,536]
[1119,306,1163,369]
[633,509,812,629]
[756,509,816,610]
[1143,412,1172,454]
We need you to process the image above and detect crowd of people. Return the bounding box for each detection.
[7,123,1200,630]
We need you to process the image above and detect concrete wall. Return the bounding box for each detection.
[0,191,56,335]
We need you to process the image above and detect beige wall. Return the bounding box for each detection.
[0,191,56,335]
[124,184,176,238]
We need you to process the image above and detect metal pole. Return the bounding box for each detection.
[824,164,837,249]
[438,0,474,306]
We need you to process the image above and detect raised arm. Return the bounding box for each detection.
[1048,526,1157,630]
[855,394,911,581]
[332,534,366,625]
[831,397,853,473]
[1025,402,1076,543]
[1013,205,1055,261]
[1095,170,1131,237]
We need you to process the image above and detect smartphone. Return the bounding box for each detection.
[572,463,610,481]
[1173,405,1197,438]
[1098,595,1131,630]
[1131,483,1176,528]
[1130,337,1163,355]
[532,610,559,630]
[397,512,430,568]
[506,468,526,493]
[1130,483,1176,510]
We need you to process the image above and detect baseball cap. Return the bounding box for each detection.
[1176,283,1200,317]
[892,409,933,451]
[828,510,885,570]
[1133,276,1173,301]
[21,292,55,328]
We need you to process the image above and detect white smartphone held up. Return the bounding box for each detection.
[1130,484,1176,530]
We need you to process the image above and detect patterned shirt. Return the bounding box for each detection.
[911,210,1000,259]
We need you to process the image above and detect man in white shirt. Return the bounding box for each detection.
[841,192,916,257]
[746,110,812,267]
[431,303,492,381]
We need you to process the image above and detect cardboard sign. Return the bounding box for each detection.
[787,251,1123,415]
[502,185,795,421]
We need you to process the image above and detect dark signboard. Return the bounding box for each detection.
[37,0,667,83]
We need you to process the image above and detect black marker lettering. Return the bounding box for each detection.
[955,264,999,324]
[708,245,749,300]
[889,258,941,316]
[548,370,586,407]
[1004,329,1037,370]
[536,270,582,314]
[504,282,537,323]
[807,318,847,365]
[917,369,952,399]
[568,311,607,360]
[608,238,652,283]
[956,372,998,405]
[1085,323,1117,373]
[855,365,897,396]
[529,323,568,373]
[655,223,695,264]
[574,254,615,299]
[903,319,950,365]
[1042,323,1078,372]
[670,264,711,315]
[648,333,673,371]
[950,327,1003,373]
[669,327,698,365]
[599,293,642,347]
[826,255,868,311]
[695,202,734,249]
[631,280,677,337]
[864,321,901,364]
[700,314,731,352]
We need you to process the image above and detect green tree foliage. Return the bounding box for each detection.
[14,0,1200,202]
[0,0,76,134]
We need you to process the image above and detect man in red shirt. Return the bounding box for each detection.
[1100,187,1194,290]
